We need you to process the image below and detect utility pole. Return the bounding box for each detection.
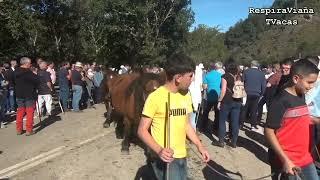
[295,0,298,8]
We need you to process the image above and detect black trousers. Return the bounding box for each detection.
[257,95,266,124]
[94,86,103,104]
[199,100,219,132]
[240,95,260,128]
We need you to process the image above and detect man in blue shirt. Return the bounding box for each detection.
[93,66,104,104]
[241,60,266,132]
[58,62,71,111]
[200,63,222,132]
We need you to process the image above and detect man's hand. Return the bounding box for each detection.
[158,148,174,163]
[197,146,210,163]
[283,159,296,175]
[266,82,272,87]
[217,102,221,110]
[311,116,320,124]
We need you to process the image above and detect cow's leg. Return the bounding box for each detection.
[115,115,124,139]
[121,116,131,154]
[131,123,140,145]
[103,97,112,128]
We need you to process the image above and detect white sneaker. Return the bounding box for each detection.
[0,123,7,129]
[251,126,264,134]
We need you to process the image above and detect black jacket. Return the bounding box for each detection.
[243,68,267,96]
[3,68,15,89]
[15,67,39,100]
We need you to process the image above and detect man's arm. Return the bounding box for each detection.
[264,127,295,175]
[51,71,56,84]
[311,116,320,124]
[67,70,71,80]
[47,82,53,92]
[186,116,210,162]
[46,73,53,91]
[202,75,208,90]
[267,73,276,87]
[217,78,227,109]
[243,70,246,83]
[137,116,173,163]
[261,75,267,95]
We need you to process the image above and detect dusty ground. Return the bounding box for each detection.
[0,104,270,180]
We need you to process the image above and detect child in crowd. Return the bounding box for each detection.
[265,59,319,180]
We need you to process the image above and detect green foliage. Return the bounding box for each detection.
[184,24,228,64]
[2,0,318,66]
[0,0,194,66]
[225,0,320,64]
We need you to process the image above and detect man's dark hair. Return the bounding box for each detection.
[3,63,10,69]
[61,61,69,67]
[164,53,195,81]
[225,63,238,76]
[305,56,320,67]
[290,59,319,78]
[94,66,101,72]
[280,57,295,66]
[47,61,54,65]
[209,62,216,71]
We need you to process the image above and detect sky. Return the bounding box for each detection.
[191,0,275,32]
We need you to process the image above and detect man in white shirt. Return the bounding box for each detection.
[47,61,56,85]
[189,63,204,130]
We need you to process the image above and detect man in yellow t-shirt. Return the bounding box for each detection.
[138,53,210,180]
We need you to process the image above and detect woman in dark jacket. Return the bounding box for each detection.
[216,63,243,148]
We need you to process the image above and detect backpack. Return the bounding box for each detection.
[227,73,246,99]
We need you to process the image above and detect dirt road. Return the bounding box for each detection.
[0,104,270,180]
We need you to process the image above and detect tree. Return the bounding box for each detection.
[184,24,229,64]
[0,0,194,65]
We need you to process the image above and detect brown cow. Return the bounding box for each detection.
[103,72,164,154]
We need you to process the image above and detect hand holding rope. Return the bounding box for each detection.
[188,143,305,180]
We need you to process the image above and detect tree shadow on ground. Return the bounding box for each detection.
[237,136,268,165]
[34,115,62,133]
[244,129,268,148]
[199,120,219,143]
[202,160,243,180]
[134,162,157,180]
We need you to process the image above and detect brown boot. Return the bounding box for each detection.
[25,131,35,136]
[16,131,23,135]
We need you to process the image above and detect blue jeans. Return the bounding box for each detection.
[16,98,35,108]
[72,85,82,111]
[272,163,318,180]
[151,158,187,180]
[6,89,15,111]
[218,101,242,144]
[59,87,69,110]
[0,92,7,124]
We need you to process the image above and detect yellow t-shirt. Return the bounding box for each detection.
[142,86,193,158]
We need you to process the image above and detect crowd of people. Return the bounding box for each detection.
[137,54,320,180]
[1,54,320,179]
[190,59,296,147]
[187,56,320,180]
[0,57,106,133]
